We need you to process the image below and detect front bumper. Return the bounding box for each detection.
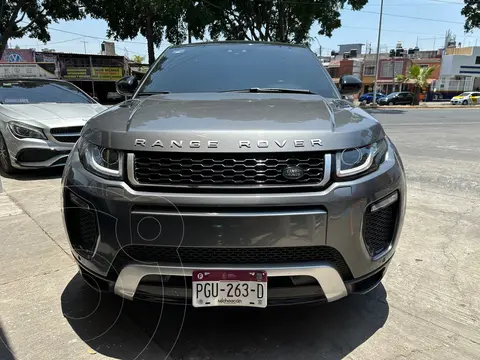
[62,139,406,305]
[3,126,79,169]
[450,98,467,105]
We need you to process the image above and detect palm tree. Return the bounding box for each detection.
[132,55,145,64]
[404,65,436,105]
[395,74,406,91]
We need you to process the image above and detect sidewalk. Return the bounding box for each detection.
[356,100,480,109]
[0,176,170,360]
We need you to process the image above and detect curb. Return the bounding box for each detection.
[359,105,480,110]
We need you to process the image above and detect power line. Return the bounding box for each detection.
[368,0,464,5]
[19,21,148,45]
[425,0,464,4]
[270,0,466,25]
[341,25,442,37]
[19,36,85,47]
[345,8,465,25]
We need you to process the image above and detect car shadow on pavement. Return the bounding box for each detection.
[365,109,407,115]
[0,167,63,181]
[62,272,389,360]
[0,323,16,360]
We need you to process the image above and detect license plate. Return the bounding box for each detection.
[192,270,267,308]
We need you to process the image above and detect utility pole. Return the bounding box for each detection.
[372,0,384,105]
[313,37,321,56]
[81,39,88,54]
[392,59,395,92]
[89,56,96,99]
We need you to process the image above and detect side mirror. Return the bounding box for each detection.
[116,76,138,96]
[92,96,99,102]
[338,75,362,95]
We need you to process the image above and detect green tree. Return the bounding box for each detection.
[461,0,480,32]
[404,65,436,105]
[199,0,368,43]
[81,0,168,65]
[132,54,145,63]
[0,0,84,59]
[80,0,203,65]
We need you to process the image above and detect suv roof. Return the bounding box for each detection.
[169,40,309,49]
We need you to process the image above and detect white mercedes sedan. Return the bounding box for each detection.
[0,78,107,173]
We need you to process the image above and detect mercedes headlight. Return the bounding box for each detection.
[78,138,123,179]
[8,121,47,140]
[336,139,388,179]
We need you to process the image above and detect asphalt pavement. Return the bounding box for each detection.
[1,108,479,360]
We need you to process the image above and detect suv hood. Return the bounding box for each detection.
[83,93,385,152]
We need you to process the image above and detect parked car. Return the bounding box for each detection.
[377,92,415,105]
[62,41,406,308]
[359,92,385,104]
[450,92,480,105]
[0,78,106,173]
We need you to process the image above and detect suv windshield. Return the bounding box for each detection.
[0,80,94,104]
[137,43,339,98]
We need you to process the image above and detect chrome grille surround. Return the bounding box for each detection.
[127,152,331,190]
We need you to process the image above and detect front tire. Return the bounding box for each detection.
[462,100,468,105]
[0,133,16,174]
[388,101,394,106]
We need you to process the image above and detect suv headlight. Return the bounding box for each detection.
[8,121,47,140]
[78,138,123,179]
[336,139,388,179]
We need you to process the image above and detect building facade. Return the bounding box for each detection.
[0,48,128,102]
[326,58,363,84]
[436,46,480,98]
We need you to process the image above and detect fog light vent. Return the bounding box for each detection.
[64,191,99,259]
[363,192,399,256]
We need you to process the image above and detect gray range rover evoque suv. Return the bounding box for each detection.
[62,42,406,307]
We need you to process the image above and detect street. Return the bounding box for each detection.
[1,108,479,360]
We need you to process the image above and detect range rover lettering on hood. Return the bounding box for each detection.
[134,139,323,149]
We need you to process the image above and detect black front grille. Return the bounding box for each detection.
[50,126,83,143]
[132,152,325,188]
[109,245,353,280]
[64,192,99,259]
[16,148,69,163]
[363,197,399,256]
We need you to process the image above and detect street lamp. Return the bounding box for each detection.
[372,0,384,105]
[309,37,322,56]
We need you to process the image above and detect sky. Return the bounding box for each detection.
[9,0,480,61]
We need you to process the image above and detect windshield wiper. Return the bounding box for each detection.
[223,87,316,94]
[136,91,171,96]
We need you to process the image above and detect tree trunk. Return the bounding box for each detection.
[0,35,9,61]
[188,27,192,44]
[413,86,420,105]
[278,0,285,42]
[146,16,155,65]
